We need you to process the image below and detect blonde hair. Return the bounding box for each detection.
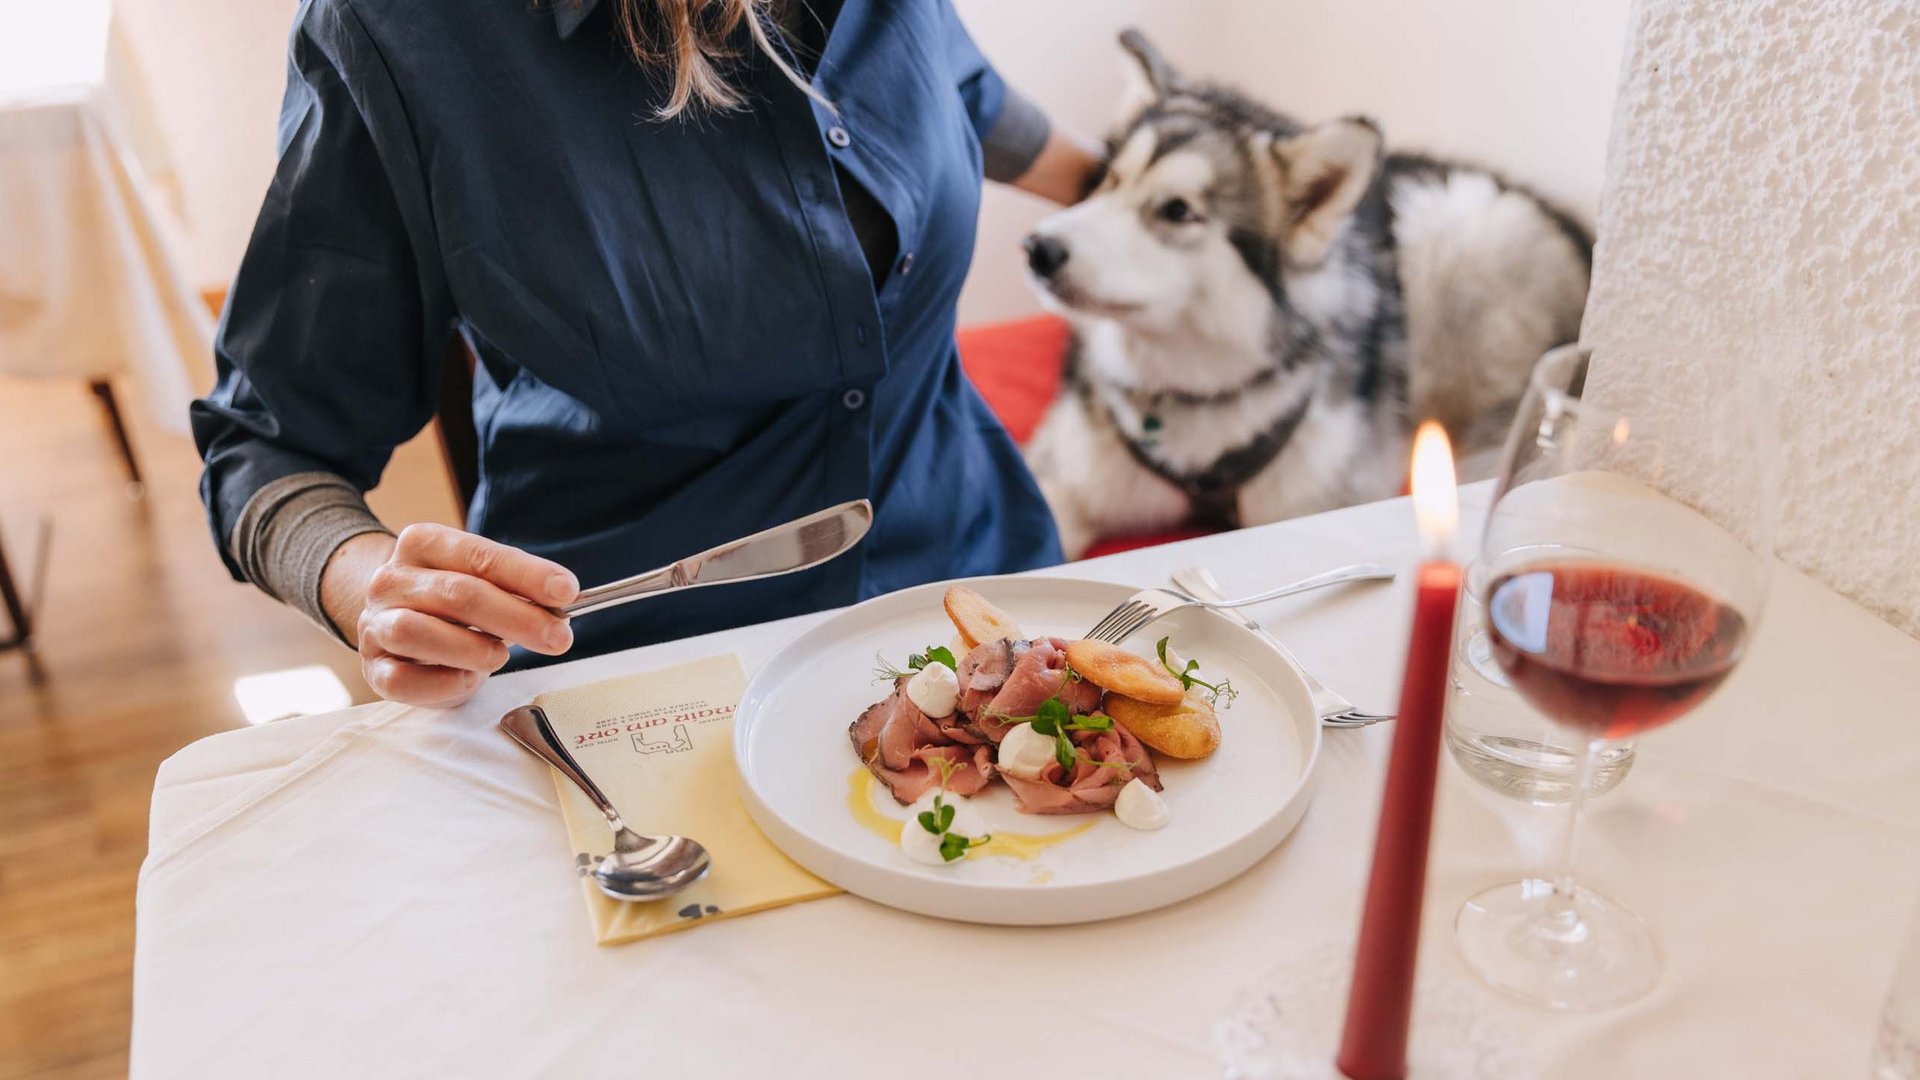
[604,0,827,119]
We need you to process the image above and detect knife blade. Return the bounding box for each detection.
[560,499,873,618]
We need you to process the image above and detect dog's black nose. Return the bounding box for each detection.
[1023,234,1069,279]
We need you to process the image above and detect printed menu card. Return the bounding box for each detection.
[532,654,839,945]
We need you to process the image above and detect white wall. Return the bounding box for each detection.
[956,0,1635,324]
[115,0,1631,322]
[1583,0,1920,636]
[112,0,298,289]
[951,1,1213,324]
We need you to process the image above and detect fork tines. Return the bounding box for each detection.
[1086,594,1177,644]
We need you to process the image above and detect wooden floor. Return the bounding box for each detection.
[0,376,459,1077]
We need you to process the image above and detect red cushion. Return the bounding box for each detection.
[956,314,1212,559]
[955,314,1070,444]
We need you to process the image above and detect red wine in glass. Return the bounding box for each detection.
[1486,561,1748,740]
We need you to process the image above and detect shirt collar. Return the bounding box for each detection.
[554,0,602,40]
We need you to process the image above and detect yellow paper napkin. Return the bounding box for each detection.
[532,654,839,945]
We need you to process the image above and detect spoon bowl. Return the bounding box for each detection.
[593,829,711,901]
[500,705,712,902]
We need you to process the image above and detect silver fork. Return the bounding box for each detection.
[1171,566,1394,728]
[1083,562,1394,644]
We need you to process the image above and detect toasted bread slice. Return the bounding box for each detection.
[943,585,1023,650]
[1106,692,1221,759]
[1064,639,1184,705]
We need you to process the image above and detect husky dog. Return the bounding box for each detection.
[1022,30,1592,557]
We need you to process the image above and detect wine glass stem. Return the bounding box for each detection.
[1540,738,1604,942]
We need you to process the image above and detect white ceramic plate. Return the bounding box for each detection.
[734,575,1322,925]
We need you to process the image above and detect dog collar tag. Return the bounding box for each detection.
[1142,413,1163,448]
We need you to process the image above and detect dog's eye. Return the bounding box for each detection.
[1157,197,1201,224]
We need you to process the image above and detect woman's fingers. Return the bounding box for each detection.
[393,523,580,607]
[352,524,582,708]
[369,565,574,655]
[363,655,484,708]
[362,607,511,673]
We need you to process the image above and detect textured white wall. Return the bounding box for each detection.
[1583,0,1920,636]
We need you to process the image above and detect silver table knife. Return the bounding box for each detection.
[562,499,873,618]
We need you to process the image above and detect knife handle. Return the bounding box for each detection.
[560,563,680,618]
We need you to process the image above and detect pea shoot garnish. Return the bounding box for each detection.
[990,670,1117,773]
[916,791,991,863]
[916,795,957,837]
[938,830,990,862]
[872,644,962,684]
[910,645,960,672]
[913,762,990,863]
[1157,636,1239,708]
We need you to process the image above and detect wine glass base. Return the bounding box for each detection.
[1455,879,1660,1011]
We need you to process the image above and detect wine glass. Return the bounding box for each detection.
[1453,343,1774,1010]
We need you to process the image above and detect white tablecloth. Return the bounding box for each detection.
[0,81,210,431]
[132,487,1920,1078]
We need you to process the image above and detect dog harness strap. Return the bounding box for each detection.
[1095,385,1313,531]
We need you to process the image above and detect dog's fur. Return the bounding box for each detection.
[1023,31,1592,557]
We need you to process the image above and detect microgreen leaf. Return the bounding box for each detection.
[917,810,940,835]
[1036,691,1067,726]
[1053,732,1078,771]
[938,831,991,861]
[924,645,958,671]
[937,802,955,832]
[1067,713,1113,732]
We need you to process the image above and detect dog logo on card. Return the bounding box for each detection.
[633,723,693,756]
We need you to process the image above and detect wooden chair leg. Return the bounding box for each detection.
[88,378,144,489]
[0,524,32,650]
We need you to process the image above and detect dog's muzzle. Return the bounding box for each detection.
[1022,234,1069,280]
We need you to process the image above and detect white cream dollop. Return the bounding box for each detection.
[905,660,958,718]
[1114,777,1170,830]
[996,722,1058,781]
[899,790,985,866]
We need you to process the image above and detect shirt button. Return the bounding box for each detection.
[841,388,867,411]
[897,252,915,276]
[826,125,851,149]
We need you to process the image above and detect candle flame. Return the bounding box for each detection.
[1411,421,1457,561]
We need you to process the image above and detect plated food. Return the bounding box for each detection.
[849,585,1234,866]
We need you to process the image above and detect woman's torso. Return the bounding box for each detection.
[338,0,1059,656]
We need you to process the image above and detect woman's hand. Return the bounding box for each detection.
[1011,128,1105,206]
[322,525,580,707]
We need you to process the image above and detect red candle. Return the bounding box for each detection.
[1337,423,1460,1080]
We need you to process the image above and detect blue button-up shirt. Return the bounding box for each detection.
[193,0,1062,659]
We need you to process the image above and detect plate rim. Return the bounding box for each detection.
[733,573,1324,924]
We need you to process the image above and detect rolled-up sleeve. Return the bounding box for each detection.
[191,0,451,579]
[940,1,1051,183]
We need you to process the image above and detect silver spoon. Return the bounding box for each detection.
[500,705,711,902]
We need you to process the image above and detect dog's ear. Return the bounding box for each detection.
[1117,29,1178,115]
[1270,116,1384,266]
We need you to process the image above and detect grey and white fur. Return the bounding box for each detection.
[1022,30,1592,557]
